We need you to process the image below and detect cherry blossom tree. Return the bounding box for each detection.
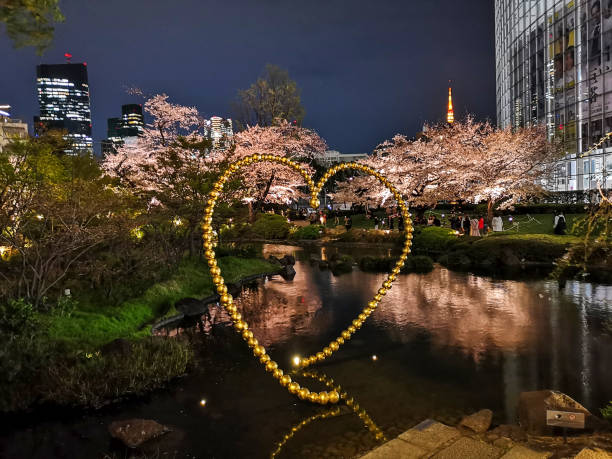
[333,118,560,222]
[473,123,561,222]
[102,94,230,256]
[229,121,326,219]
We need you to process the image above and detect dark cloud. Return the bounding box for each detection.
[0,0,495,154]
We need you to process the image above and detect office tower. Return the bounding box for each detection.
[34,59,92,154]
[495,0,612,191]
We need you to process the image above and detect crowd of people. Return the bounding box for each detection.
[299,207,569,236]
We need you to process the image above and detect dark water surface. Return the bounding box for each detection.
[1,244,611,458]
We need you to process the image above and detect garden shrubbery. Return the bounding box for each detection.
[337,228,405,244]
[358,255,434,273]
[289,224,323,240]
[250,214,291,239]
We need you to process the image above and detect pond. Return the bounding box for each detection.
[2,244,611,458]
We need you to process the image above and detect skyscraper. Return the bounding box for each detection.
[207,116,233,149]
[34,60,92,154]
[495,0,612,191]
[101,104,145,156]
[120,104,144,137]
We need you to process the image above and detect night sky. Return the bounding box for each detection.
[0,0,496,155]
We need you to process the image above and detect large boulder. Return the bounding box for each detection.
[458,409,493,433]
[517,390,606,435]
[108,419,170,448]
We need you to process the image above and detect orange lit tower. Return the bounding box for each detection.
[447,86,454,124]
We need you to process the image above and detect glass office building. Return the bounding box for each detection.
[496,0,612,191]
[34,63,93,154]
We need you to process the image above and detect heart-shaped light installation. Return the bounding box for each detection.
[202,154,413,405]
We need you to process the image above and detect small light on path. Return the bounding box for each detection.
[200,399,207,407]
[372,355,378,361]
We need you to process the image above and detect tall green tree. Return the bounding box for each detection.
[0,0,64,54]
[233,64,306,130]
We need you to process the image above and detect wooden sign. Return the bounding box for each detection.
[546,410,585,429]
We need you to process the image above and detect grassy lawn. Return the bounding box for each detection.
[335,211,586,235]
[47,256,278,349]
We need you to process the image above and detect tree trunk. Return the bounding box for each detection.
[487,199,494,225]
[248,200,254,223]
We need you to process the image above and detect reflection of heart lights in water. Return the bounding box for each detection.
[203,155,413,404]
[270,370,386,458]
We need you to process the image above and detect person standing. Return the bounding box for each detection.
[554,212,567,235]
[470,217,480,236]
[463,215,471,235]
[478,216,485,235]
[492,215,503,232]
[374,215,379,230]
[345,215,353,231]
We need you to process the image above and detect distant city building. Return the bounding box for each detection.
[102,104,145,156]
[206,116,233,149]
[447,87,455,124]
[318,150,369,167]
[121,104,144,137]
[0,105,28,152]
[34,60,92,154]
[207,116,233,149]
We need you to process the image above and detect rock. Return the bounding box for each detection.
[489,424,528,442]
[517,390,606,435]
[268,255,282,265]
[459,409,493,433]
[174,297,206,316]
[280,254,296,266]
[574,447,612,458]
[279,265,296,280]
[108,419,170,448]
[100,338,133,357]
[501,248,521,267]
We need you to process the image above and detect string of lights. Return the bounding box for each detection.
[270,370,387,458]
[202,154,413,404]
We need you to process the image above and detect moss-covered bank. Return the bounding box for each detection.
[0,256,279,413]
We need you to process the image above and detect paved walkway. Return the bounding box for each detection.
[359,419,610,459]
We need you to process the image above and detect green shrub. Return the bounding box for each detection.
[411,227,458,253]
[219,222,251,240]
[601,401,612,421]
[338,229,405,243]
[358,255,434,273]
[330,254,354,275]
[359,256,395,272]
[215,243,261,258]
[289,224,323,240]
[408,255,435,273]
[251,214,290,239]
